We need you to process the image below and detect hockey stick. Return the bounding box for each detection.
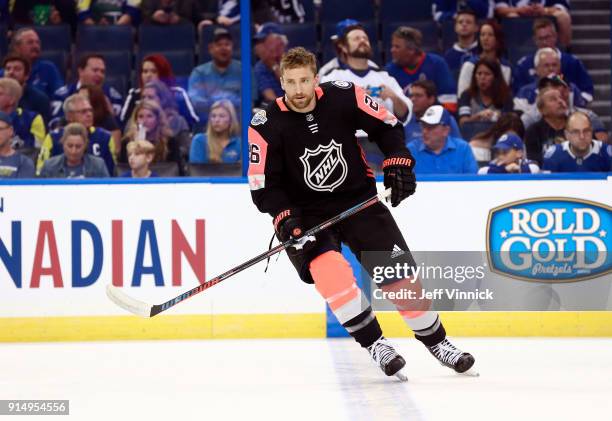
[106,188,392,318]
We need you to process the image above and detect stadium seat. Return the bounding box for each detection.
[0,24,8,56]
[281,23,317,52]
[39,50,68,79]
[460,121,494,141]
[137,50,194,77]
[106,75,128,98]
[21,24,72,52]
[380,0,432,22]
[187,162,242,177]
[76,24,134,52]
[500,18,539,52]
[198,24,242,63]
[139,24,195,54]
[382,21,440,53]
[319,0,376,23]
[508,45,535,64]
[301,0,316,22]
[441,20,456,52]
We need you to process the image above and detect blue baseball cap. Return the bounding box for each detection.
[493,133,524,151]
[331,19,362,41]
[0,111,12,127]
[253,22,284,42]
[420,105,451,126]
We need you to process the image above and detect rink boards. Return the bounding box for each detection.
[0,175,610,341]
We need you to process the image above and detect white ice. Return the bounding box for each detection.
[2,338,612,421]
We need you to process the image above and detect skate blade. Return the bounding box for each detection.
[458,367,479,377]
[394,370,408,382]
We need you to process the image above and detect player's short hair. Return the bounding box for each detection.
[533,18,555,33]
[392,26,422,50]
[2,54,31,75]
[63,94,89,115]
[280,47,318,76]
[566,111,592,131]
[78,53,105,70]
[60,122,89,147]
[410,80,437,98]
[127,139,155,156]
[0,77,23,101]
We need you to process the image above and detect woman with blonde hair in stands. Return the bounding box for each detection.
[189,99,240,164]
[119,100,180,167]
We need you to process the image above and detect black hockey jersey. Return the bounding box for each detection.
[248,81,412,218]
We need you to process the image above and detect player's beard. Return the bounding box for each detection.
[286,90,316,112]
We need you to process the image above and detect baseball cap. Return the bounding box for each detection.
[493,133,524,151]
[212,27,232,42]
[538,73,568,89]
[331,19,363,41]
[419,105,451,126]
[253,22,284,42]
[0,111,12,127]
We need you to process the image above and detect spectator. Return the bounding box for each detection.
[405,80,462,142]
[253,22,288,104]
[514,49,586,114]
[142,0,200,25]
[385,26,457,113]
[38,94,115,175]
[4,28,64,98]
[408,105,478,174]
[433,0,492,23]
[469,111,525,164]
[119,100,181,170]
[0,78,46,149]
[40,122,110,178]
[77,84,122,152]
[521,75,608,141]
[269,0,306,23]
[0,111,35,178]
[77,0,141,26]
[197,0,273,30]
[2,54,51,125]
[11,0,77,28]
[514,19,592,102]
[458,58,514,126]
[478,133,539,174]
[543,112,612,173]
[457,19,513,98]
[524,86,567,165]
[120,54,198,129]
[121,139,159,177]
[319,19,380,78]
[189,99,240,164]
[51,54,123,126]
[188,27,247,124]
[320,23,412,124]
[494,1,571,47]
[443,9,480,74]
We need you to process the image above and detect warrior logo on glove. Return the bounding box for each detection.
[382,154,417,207]
[300,140,348,192]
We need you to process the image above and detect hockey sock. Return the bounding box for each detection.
[310,251,382,348]
[381,277,446,347]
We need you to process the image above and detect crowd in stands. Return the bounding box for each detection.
[0,0,609,179]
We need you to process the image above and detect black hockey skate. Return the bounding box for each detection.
[427,338,478,376]
[367,336,408,381]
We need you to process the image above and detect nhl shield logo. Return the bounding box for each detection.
[300,140,348,192]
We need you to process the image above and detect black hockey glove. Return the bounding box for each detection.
[273,209,316,256]
[382,155,416,207]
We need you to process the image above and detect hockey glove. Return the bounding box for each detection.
[382,155,416,207]
[273,209,316,256]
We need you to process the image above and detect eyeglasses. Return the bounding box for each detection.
[71,108,93,115]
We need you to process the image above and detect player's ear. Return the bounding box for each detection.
[279,76,285,91]
[314,74,319,86]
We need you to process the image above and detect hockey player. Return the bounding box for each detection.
[248,47,476,380]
